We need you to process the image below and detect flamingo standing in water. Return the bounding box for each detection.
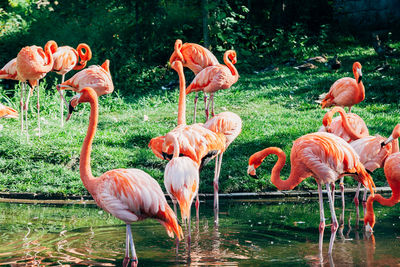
[16,40,58,137]
[164,134,199,244]
[57,59,114,120]
[364,151,400,232]
[69,87,183,266]
[186,50,239,121]
[0,58,28,132]
[169,39,219,123]
[52,43,92,126]
[0,103,18,119]
[247,132,375,254]
[149,61,226,219]
[349,127,398,219]
[319,62,364,112]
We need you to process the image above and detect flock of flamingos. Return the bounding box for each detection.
[0,39,399,265]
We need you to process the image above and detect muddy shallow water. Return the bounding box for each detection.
[0,197,399,266]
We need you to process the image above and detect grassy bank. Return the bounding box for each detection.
[0,43,399,197]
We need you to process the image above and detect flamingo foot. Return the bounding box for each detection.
[123,257,129,267]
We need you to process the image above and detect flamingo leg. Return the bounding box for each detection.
[60,74,65,127]
[210,93,215,117]
[123,225,130,267]
[213,154,220,226]
[195,193,200,222]
[339,177,345,226]
[193,92,198,124]
[362,187,367,216]
[24,85,33,139]
[326,183,338,255]
[331,183,335,203]
[36,80,40,137]
[354,182,361,224]
[187,208,192,257]
[204,94,209,121]
[20,82,25,134]
[318,183,325,254]
[127,224,138,267]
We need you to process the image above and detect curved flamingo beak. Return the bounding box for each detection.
[66,94,81,121]
[384,135,394,145]
[365,222,373,233]
[357,68,362,83]
[247,165,258,179]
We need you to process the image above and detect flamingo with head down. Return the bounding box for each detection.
[247,132,375,255]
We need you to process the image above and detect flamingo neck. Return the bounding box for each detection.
[43,41,56,72]
[353,69,365,103]
[364,196,376,228]
[392,139,399,153]
[79,92,98,195]
[258,147,304,190]
[373,190,400,207]
[223,53,238,80]
[175,62,186,125]
[172,136,180,158]
[332,107,364,140]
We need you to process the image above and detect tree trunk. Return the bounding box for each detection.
[202,0,209,48]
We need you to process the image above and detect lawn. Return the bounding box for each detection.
[0,42,399,197]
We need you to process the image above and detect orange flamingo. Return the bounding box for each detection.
[0,103,18,119]
[202,111,242,223]
[320,62,364,112]
[16,40,58,137]
[169,39,219,123]
[350,127,398,219]
[164,134,199,243]
[364,151,400,232]
[0,58,27,132]
[247,132,375,254]
[319,107,369,143]
[70,87,183,266]
[52,43,92,126]
[186,50,239,121]
[57,60,114,120]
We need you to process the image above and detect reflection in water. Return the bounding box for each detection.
[0,199,399,266]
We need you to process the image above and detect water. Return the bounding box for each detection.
[0,197,399,266]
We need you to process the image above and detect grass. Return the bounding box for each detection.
[0,42,399,197]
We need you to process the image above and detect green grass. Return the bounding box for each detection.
[0,42,399,197]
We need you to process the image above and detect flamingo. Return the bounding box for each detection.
[349,127,398,219]
[319,62,364,112]
[247,132,375,254]
[149,61,226,221]
[0,58,27,132]
[186,50,239,121]
[16,40,58,137]
[364,152,400,232]
[57,59,114,120]
[319,106,369,143]
[202,111,242,223]
[164,134,199,244]
[0,103,18,119]
[169,39,219,123]
[69,86,183,266]
[52,43,92,126]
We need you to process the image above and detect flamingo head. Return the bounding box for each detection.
[66,87,96,121]
[384,124,400,146]
[352,62,362,83]
[169,39,184,65]
[226,50,237,64]
[247,152,265,179]
[170,60,183,72]
[44,40,58,54]
[364,211,375,233]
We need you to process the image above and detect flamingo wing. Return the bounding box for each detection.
[97,168,182,238]
[181,43,219,74]
[52,46,78,75]
[0,58,19,80]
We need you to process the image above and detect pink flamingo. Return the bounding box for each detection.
[57,60,114,120]
[16,40,58,137]
[169,39,219,123]
[0,58,27,132]
[319,106,369,142]
[247,132,375,254]
[70,86,183,266]
[320,62,364,112]
[52,43,92,126]
[186,50,239,121]
[164,134,199,244]
[0,103,18,119]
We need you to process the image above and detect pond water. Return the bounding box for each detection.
[0,196,399,266]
